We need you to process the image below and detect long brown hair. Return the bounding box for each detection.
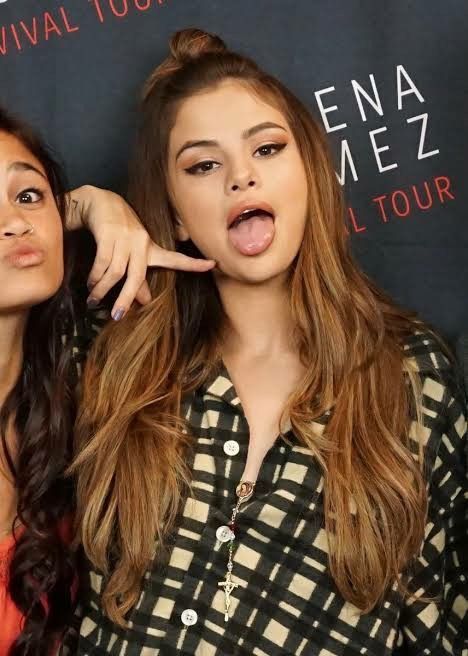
[73,29,430,625]
[0,108,76,654]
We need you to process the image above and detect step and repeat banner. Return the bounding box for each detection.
[1,0,467,340]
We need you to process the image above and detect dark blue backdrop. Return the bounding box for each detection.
[2,0,467,340]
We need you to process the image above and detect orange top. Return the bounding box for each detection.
[0,521,74,656]
[0,530,23,656]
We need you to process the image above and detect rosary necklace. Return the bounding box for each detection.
[218,480,256,622]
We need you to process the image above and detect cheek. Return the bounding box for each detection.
[287,155,308,200]
[45,214,65,282]
[53,229,65,281]
[281,160,308,229]
[175,182,222,244]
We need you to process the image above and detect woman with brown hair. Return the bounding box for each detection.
[71,29,467,655]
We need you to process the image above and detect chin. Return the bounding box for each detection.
[219,256,294,286]
[2,280,64,313]
[217,233,300,282]
[238,270,290,286]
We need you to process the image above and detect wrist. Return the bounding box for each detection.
[66,185,99,231]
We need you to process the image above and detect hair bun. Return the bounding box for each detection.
[169,28,227,63]
[142,29,228,102]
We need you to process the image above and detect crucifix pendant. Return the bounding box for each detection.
[217,481,255,622]
[218,572,239,622]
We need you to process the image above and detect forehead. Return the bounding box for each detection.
[170,80,288,146]
[0,131,45,175]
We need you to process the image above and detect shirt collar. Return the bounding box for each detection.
[203,362,242,409]
[201,364,329,436]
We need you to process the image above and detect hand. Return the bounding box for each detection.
[67,186,215,319]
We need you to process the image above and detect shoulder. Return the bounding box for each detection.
[402,325,463,409]
[402,326,453,377]
[402,323,465,418]
[403,326,466,487]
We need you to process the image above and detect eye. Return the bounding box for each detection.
[185,160,221,176]
[254,143,287,158]
[16,188,44,204]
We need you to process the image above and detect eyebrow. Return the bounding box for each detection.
[7,161,47,180]
[175,121,287,161]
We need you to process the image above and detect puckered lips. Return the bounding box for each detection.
[3,243,45,268]
[226,200,276,256]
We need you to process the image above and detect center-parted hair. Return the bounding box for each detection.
[73,29,431,626]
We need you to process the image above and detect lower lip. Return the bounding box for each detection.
[6,251,45,268]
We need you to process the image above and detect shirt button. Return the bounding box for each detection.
[224,440,240,456]
[216,525,234,543]
[181,609,198,626]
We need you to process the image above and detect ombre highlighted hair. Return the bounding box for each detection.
[72,29,434,626]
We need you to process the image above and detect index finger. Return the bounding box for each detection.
[149,247,215,272]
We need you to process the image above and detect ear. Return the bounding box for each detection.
[175,215,190,242]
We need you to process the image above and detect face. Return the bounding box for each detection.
[0,132,63,313]
[167,80,308,284]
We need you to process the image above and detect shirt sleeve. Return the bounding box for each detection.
[395,373,468,655]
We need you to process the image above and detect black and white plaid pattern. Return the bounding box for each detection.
[70,299,109,381]
[67,331,467,656]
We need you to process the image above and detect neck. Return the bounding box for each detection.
[217,273,296,359]
[0,311,27,407]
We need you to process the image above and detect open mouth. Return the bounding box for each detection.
[227,205,276,256]
[229,207,275,229]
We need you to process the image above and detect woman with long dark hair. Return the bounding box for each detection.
[71,30,467,655]
[0,109,76,656]
[0,108,211,655]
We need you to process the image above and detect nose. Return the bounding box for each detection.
[227,158,259,193]
[231,178,256,192]
[0,215,34,240]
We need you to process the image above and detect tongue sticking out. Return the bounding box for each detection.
[228,213,275,256]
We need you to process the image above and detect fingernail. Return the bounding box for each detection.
[87,297,99,308]
[112,307,125,321]
[87,281,95,291]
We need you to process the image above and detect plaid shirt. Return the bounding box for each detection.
[64,329,467,656]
